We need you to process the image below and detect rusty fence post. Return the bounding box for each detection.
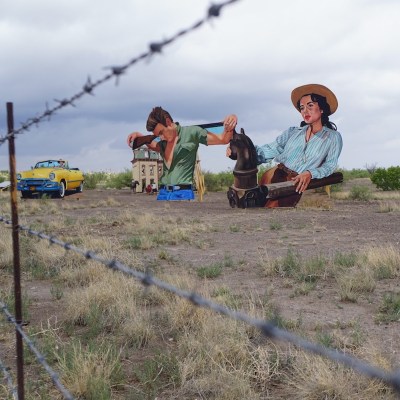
[7,102,25,400]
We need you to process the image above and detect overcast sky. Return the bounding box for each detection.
[1,0,400,174]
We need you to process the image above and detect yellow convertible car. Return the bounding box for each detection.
[17,159,84,198]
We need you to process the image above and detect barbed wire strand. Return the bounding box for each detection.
[0,356,18,400]
[1,215,399,394]
[0,301,75,400]
[0,0,239,146]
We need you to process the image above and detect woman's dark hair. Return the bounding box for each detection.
[298,93,337,131]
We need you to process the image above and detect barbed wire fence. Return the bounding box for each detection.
[1,0,400,398]
[1,216,400,397]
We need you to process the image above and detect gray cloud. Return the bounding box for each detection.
[1,0,400,174]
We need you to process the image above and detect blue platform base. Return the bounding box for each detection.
[157,188,195,201]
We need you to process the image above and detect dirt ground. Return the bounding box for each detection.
[58,183,400,262]
[2,181,400,397]
[35,185,400,351]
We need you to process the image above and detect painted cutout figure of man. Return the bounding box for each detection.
[127,107,237,200]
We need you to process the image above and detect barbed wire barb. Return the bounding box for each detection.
[83,76,95,95]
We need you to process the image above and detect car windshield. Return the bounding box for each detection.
[35,161,64,168]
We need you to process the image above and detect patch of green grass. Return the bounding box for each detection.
[373,264,396,280]
[315,330,335,348]
[64,216,76,226]
[196,255,236,279]
[50,283,64,300]
[292,281,317,296]
[269,220,282,231]
[297,255,327,283]
[197,262,223,279]
[337,267,376,303]
[222,254,235,268]
[3,291,31,323]
[265,304,302,331]
[349,320,366,348]
[25,378,55,399]
[229,224,240,232]
[157,250,177,264]
[193,238,211,249]
[25,258,60,279]
[133,352,180,398]
[334,252,357,268]
[125,236,145,250]
[73,303,108,341]
[276,248,302,278]
[212,286,242,309]
[58,339,124,399]
[375,292,400,323]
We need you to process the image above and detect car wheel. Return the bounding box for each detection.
[76,182,83,193]
[21,192,32,199]
[57,181,65,198]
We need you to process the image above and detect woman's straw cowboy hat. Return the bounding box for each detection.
[291,84,338,115]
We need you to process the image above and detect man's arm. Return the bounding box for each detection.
[126,131,160,152]
[206,114,237,145]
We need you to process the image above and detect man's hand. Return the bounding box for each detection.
[223,114,238,131]
[126,132,143,147]
[292,170,312,193]
[207,115,237,145]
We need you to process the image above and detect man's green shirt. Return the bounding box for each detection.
[158,124,208,185]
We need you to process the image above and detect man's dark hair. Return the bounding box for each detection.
[146,107,174,132]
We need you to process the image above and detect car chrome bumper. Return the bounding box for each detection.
[17,179,61,193]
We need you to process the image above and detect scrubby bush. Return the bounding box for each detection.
[107,170,132,189]
[203,170,233,192]
[0,171,9,183]
[349,186,372,201]
[84,170,132,189]
[371,166,400,191]
[83,172,109,189]
[337,168,370,181]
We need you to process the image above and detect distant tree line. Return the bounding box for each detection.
[2,166,399,192]
[60,166,400,192]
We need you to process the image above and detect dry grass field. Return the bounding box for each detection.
[0,180,400,399]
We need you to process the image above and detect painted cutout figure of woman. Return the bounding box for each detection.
[227,84,343,207]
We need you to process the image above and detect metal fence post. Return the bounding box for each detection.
[7,102,25,400]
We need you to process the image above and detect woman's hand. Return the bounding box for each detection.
[292,170,312,193]
[226,144,232,158]
[126,132,143,147]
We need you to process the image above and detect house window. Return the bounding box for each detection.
[150,165,154,176]
[141,165,145,175]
